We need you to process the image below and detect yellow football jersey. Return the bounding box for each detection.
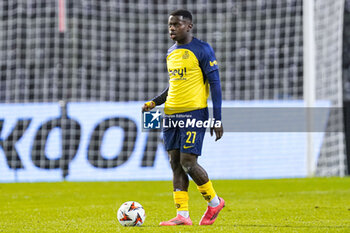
[165,38,218,115]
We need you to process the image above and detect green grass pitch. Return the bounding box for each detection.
[1,178,350,232]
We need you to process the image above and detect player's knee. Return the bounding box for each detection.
[180,157,196,174]
[169,157,181,171]
[181,164,191,174]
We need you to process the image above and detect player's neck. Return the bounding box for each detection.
[176,35,193,46]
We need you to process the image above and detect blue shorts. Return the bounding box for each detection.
[162,108,209,156]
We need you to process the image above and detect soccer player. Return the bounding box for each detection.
[142,9,224,226]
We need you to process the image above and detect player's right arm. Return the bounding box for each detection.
[142,87,169,112]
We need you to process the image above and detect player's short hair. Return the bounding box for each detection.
[170,9,192,22]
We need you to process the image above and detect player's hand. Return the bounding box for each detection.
[142,101,156,112]
[210,122,223,141]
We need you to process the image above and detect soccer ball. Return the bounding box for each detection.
[117,201,146,227]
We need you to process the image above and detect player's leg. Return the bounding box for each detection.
[169,149,190,219]
[180,152,225,225]
[169,149,189,191]
[179,152,208,185]
[180,112,221,208]
[179,107,224,225]
[160,120,192,226]
[159,149,193,226]
[180,152,220,205]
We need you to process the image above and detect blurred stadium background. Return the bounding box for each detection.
[0,0,350,182]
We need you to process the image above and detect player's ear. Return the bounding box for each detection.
[187,23,193,31]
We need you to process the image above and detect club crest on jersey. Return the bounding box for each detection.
[182,51,190,59]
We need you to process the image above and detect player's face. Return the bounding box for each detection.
[168,15,192,44]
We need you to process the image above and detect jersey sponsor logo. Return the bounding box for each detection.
[210,60,218,66]
[169,67,187,78]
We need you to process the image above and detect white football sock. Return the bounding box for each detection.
[177,211,189,218]
[208,195,220,207]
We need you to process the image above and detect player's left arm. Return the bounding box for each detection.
[201,43,223,141]
[207,70,223,141]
